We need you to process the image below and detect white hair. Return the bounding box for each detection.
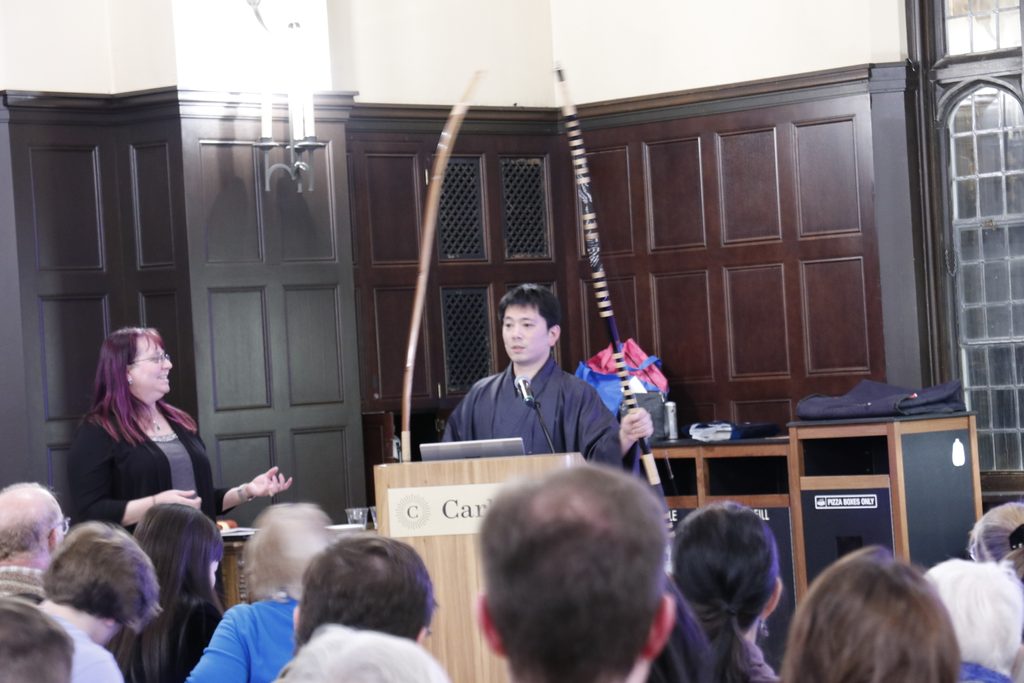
[926,558,1024,674]
[275,625,452,683]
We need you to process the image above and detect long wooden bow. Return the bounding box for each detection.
[401,73,483,461]
[555,66,662,487]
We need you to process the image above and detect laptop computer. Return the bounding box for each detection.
[419,437,526,462]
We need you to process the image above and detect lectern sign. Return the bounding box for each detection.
[387,483,503,538]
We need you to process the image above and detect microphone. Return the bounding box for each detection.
[514,376,535,406]
[514,375,554,454]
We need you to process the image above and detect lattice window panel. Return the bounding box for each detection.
[438,157,485,260]
[442,287,493,392]
[501,157,551,259]
[950,87,1024,470]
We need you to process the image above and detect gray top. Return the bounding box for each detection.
[156,436,197,493]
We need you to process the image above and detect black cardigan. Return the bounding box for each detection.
[67,420,229,525]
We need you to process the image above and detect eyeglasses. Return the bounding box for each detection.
[55,516,70,535]
[130,352,171,365]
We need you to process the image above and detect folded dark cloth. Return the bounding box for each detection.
[796,379,965,420]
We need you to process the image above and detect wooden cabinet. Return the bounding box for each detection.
[788,415,981,596]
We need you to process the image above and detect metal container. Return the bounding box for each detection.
[665,401,678,440]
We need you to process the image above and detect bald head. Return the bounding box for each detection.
[0,484,64,568]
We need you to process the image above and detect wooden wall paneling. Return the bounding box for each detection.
[349,126,571,415]
[725,264,791,378]
[652,271,715,384]
[732,398,793,426]
[199,141,262,263]
[181,95,364,520]
[269,147,337,263]
[0,113,34,483]
[372,285,431,402]
[717,128,782,244]
[46,445,71,512]
[794,118,862,236]
[800,257,871,374]
[39,295,110,420]
[10,120,127,487]
[643,136,706,250]
[365,148,422,265]
[868,64,928,387]
[585,145,634,255]
[284,285,345,405]
[129,142,177,267]
[290,427,351,524]
[575,92,884,426]
[118,114,198,420]
[215,432,275,526]
[360,411,395,506]
[348,137,428,413]
[208,287,272,410]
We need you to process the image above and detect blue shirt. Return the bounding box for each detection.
[186,598,296,683]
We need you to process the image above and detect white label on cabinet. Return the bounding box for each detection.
[814,494,878,510]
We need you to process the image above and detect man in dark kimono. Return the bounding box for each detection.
[443,284,652,467]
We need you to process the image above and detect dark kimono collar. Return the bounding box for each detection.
[505,355,558,398]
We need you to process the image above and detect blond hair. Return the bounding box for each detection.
[245,504,332,601]
[969,502,1024,580]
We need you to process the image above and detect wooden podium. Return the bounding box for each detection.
[374,453,585,683]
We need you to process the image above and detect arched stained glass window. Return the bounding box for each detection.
[950,87,1024,468]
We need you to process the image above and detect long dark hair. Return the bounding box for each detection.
[112,504,223,682]
[85,326,196,445]
[647,578,713,683]
[672,502,779,683]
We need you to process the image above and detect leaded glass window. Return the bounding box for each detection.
[946,0,1021,55]
[950,87,1024,469]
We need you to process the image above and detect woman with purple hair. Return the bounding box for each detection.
[67,327,291,526]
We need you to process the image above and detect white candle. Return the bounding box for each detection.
[303,90,316,139]
[260,92,273,139]
[288,89,304,142]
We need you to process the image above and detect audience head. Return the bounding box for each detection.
[132,503,223,611]
[296,534,435,646]
[246,503,332,601]
[968,501,1024,580]
[498,283,560,330]
[111,503,224,680]
[671,501,781,683]
[780,546,959,683]
[43,522,159,634]
[0,483,66,568]
[0,597,73,683]
[479,465,673,683]
[926,558,1023,676]
[276,624,451,683]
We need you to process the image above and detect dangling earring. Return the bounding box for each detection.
[128,376,133,385]
[759,619,769,639]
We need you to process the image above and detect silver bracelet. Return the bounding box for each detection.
[235,484,254,503]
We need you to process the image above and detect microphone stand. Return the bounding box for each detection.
[530,399,556,455]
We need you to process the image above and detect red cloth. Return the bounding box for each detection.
[584,338,668,393]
